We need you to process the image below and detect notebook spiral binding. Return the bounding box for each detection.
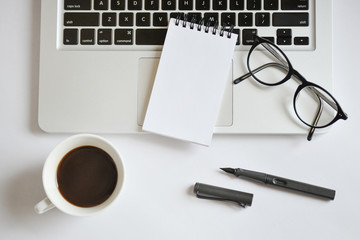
[175,14,234,39]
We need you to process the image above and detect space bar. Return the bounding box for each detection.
[136,29,168,45]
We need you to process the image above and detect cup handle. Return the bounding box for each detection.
[34,197,55,214]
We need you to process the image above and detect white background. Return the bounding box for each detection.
[1,0,359,239]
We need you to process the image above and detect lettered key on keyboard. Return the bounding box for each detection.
[94,0,109,10]
[129,0,143,10]
[213,0,227,10]
[145,0,160,10]
[230,0,244,10]
[196,0,210,10]
[111,0,126,10]
[179,0,194,10]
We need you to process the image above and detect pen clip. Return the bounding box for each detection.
[194,189,247,207]
[271,178,287,186]
[194,183,253,207]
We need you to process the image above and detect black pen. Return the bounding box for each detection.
[220,168,336,200]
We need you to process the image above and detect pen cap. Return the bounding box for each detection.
[194,183,253,207]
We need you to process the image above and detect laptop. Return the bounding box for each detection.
[38,0,333,135]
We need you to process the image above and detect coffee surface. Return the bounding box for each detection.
[57,146,118,207]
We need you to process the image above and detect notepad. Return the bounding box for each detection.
[143,18,237,146]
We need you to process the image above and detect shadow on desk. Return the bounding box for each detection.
[3,163,77,232]
[5,164,44,219]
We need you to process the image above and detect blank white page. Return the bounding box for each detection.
[143,18,237,146]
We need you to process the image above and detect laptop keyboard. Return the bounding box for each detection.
[61,0,314,50]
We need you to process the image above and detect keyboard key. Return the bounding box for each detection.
[170,12,185,19]
[94,0,109,10]
[111,0,125,10]
[238,13,252,26]
[128,0,143,10]
[102,13,116,26]
[162,0,176,10]
[264,0,278,10]
[136,13,151,26]
[242,29,257,45]
[294,37,309,45]
[213,0,227,10]
[277,29,292,45]
[230,0,244,10]
[145,0,160,10]
[63,29,78,45]
[221,13,236,26]
[81,29,95,45]
[204,13,218,25]
[115,29,133,45]
[64,13,100,26]
[98,29,112,45]
[196,0,210,10]
[153,13,168,26]
[247,0,261,10]
[187,12,202,22]
[119,13,134,26]
[277,37,292,45]
[64,0,91,10]
[136,29,167,45]
[277,29,292,37]
[273,13,309,26]
[179,0,194,10]
[281,0,308,10]
[255,13,270,26]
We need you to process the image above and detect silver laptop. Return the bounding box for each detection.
[38,0,333,135]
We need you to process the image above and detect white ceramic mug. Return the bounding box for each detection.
[34,134,125,216]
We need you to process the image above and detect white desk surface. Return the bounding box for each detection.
[1,1,360,239]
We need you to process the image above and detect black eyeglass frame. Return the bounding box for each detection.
[234,35,348,131]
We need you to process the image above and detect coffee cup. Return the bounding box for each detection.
[34,134,125,216]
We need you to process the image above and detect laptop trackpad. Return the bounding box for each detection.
[137,58,233,127]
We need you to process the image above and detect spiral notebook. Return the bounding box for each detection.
[143,18,237,146]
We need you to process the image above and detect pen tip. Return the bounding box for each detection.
[220,168,235,174]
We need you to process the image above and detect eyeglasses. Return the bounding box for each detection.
[234,36,348,141]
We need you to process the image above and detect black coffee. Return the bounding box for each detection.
[57,146,118,208]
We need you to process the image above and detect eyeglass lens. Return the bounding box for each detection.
[248,42,290,85]
[295,86,338,128]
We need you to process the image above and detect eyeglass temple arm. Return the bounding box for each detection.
[233,62,288,84]
[307,96,324,141]
[261,42,289,66]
